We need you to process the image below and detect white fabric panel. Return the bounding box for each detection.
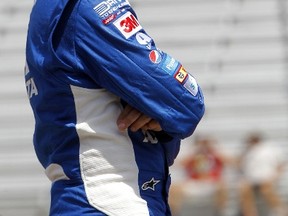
[71,85,149,216]
[45,163,70,182]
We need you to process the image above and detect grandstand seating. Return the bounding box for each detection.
[0,0,287,215]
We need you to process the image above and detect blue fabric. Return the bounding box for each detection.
[25,0,205,215]
[50,180,107,216]
[75,0,205,139]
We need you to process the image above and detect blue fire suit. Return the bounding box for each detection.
[24,0,205,215]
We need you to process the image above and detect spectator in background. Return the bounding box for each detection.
[238,133,287,216]
[170,136,232,216]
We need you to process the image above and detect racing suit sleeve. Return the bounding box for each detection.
[74,0,205,140]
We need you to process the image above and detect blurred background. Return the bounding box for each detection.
[0,0,287,215]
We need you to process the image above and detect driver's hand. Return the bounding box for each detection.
[116,104,162,132]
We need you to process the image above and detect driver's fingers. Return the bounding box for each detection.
[117,105,142,131]
[116,104,133,124]
[117,104,162,132]
[130,115,151,132]
[142,120,162,131]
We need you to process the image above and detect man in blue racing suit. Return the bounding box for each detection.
[24,0,205,215]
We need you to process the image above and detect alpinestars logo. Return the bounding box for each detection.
[141,178,160,191]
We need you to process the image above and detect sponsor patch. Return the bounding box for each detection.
[94,0,129,19]
[149,50,162,64]
[102,13,117,25]
[141,178,160,191]
[113,12,142,39]
[26,77,38,99]
[184,75,199,96]
[174,66,188,84]
[136,32,152,49]
[161,54,179,75]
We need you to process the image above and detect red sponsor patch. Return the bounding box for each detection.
[149,50,162,64]
[102,14,117,25]
[174,66,188,83]
[113,12,142,38]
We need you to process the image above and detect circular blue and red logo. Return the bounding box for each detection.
[149,50,162,64]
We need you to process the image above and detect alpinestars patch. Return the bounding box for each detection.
[141,177,160,191]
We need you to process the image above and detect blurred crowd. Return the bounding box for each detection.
[169,133,288,216]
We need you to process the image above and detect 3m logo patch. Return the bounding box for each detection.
[113,12,142,38]
[174,66,188,84]
[184,75,199,96]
